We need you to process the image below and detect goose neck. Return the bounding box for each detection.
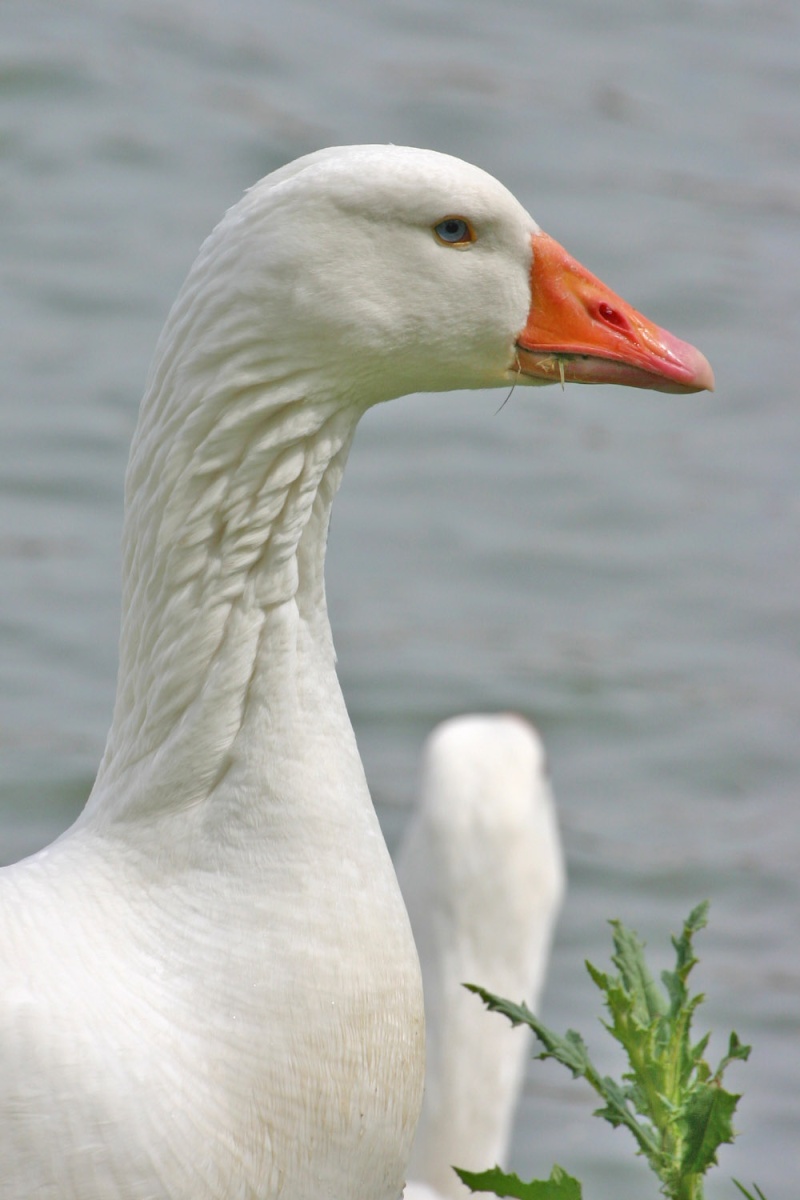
[83,372,364,832]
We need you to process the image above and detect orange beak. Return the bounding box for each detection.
[515,231,714,394]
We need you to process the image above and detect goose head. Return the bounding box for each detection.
[161,144,713,432]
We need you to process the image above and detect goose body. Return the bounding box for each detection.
[0,146,712,1199]
[398,716,564,1200]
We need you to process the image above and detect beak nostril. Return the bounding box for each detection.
[597,301,629,331]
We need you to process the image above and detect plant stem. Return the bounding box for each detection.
[675,1174,703,1200]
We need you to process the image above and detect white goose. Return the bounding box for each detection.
[398,715,564,1200]
[0,145,713,1200]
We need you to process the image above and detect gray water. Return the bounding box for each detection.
[1,0,798,1194]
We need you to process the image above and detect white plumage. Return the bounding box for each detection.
[0,145,711,1199]
[399,715,564,1200]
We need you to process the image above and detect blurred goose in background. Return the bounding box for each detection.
[398,715,564,1200]
[0,145,712,1199]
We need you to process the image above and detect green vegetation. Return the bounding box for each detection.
[456,1164,581,1200]
[456,903,765,1200]
[732,1185,768,1200]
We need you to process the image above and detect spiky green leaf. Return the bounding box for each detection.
[713,1031,751,1081]
[465,986,593,1079]
[609,920,668,1024]
[679,1084,741,1175]
[455,1164,582,1200]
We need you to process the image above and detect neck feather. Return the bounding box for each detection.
[83,318,365,830]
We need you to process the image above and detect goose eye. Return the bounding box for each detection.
[433,217,475,246]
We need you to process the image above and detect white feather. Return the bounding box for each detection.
[398,715,564,1200]
[0,146,541,1200]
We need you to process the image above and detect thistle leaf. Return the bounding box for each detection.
[713,1031,751,1080]
[609,920,668,1024]
[679,1083,741,1175]
[465,986,593,1079]
[455,1164,582,1200]
[463,986,536,1030]
[661,902,707,1017]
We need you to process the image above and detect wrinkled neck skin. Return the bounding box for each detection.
[77,282,375,861]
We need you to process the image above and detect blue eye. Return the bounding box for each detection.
[434,217,474,245]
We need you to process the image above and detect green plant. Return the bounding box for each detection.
[456,902,762,1200]
[732,1184,768,1200]
[456,1163,581,1199]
